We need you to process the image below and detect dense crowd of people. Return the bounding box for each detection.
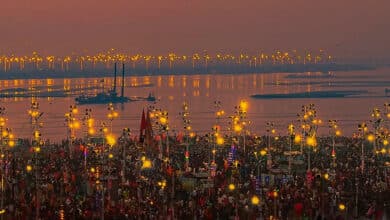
[0,133,389,219]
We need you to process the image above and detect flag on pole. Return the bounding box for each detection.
[145,108,153,145]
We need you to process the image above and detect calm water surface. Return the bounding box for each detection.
[1,68,389,141]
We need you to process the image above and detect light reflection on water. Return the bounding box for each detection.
[1,68,389,141]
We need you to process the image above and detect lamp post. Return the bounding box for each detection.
[255,149,267,204]
[358,122,368,172]
[370,108,382,154]
[28,100,43,220]
[265,122,275,170]
[181,102,191,170]
[82,108,94,170]
[213,100,224,165]
[65,105,79,159]
[120,128,130,184]
[152,107,173,218]
[235,100,248,153]
[287,123,295,174]
[107,103,118,133]
[329,120,341,174]
[99,122,108,220]
[297,104,320,171]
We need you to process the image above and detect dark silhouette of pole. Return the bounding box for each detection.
[121,63,125,97]
[113,63,117,94]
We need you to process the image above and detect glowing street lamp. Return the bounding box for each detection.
[28,100,43,220]
[338,203,346,211]
[251,195,260,205]
[287,123,295,174]
[228,183,236,191]
[265,122,275,169]
[142,159,152,169]
[216,136,224,145]
[65,105,79,158]
[105,134,116,147]
[107,103,118,132]
[358,122,368,172]
[26,165,33,172]
[370,108,382,153]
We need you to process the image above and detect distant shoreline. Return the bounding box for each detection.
[251,90,369,99]
[0,63,376,80]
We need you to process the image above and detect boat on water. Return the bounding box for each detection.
[132,93,156,102]
[75,91,131,104]
[75,63,156,104]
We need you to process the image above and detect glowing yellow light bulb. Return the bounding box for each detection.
[367,134,375,142]
[234,124,242,133]
[88,128,95,135]
[142,159,152,169]
[159,117,167,124]
[8,140,15,147]
[106,134,116,146]
[216,137,224,145]
[294,135,301,144]
[2,131,8,137]
[239,100,248,111]
[306,136,317,147]
[251,195,260,205]
[323,173,329,180]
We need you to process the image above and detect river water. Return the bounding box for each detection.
[1,68,389,141]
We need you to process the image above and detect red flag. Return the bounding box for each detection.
[177,132,183,143]
[139,109,146,143]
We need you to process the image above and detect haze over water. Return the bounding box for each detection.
[1,68,389,141]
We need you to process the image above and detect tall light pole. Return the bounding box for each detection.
[99,122,108,220]
[265,122,275,170]
[82,108,95,170]
[370,108,382,154]
[329,120,341,175]
[120,128,130,184]
[181,102,191,170]
[287,123,295,174]
[297,104,321,171]
[358,122,368,173]
[65,105,79,159]
[107,103,118,133]
[213,101,223,163]
[236,100,248,153]
[28,100,43,220]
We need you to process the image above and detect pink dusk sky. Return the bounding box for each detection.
[0,0,389,60]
